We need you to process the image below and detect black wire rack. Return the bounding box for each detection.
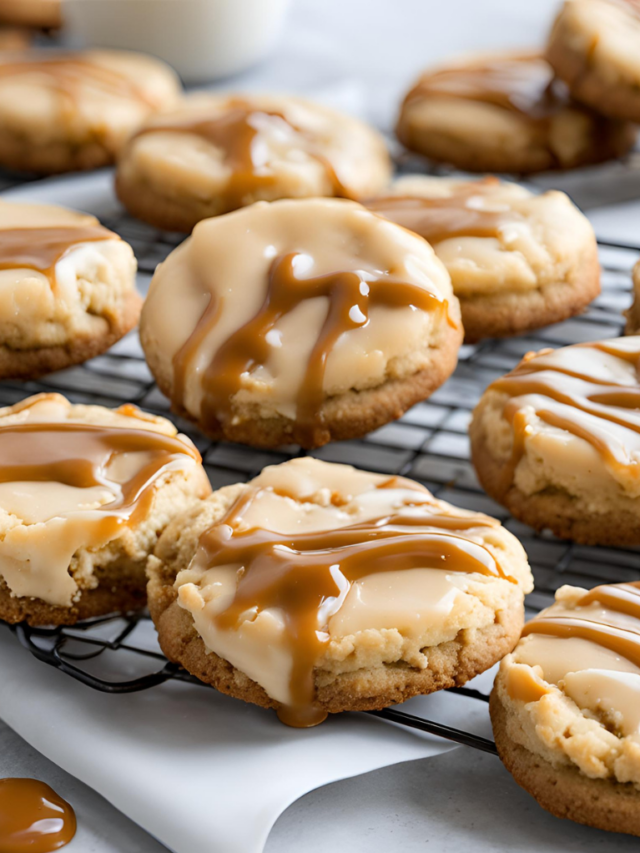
[2,159,640,757]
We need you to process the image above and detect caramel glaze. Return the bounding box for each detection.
[402,54,569,125]
[487,341,640,487]
[363,177,523,245]
[0,778,76,853]
[0,57,154,108]
[522,582,640,669]
[174,252,455,448]
[0,421,200,537]
[194,482,515,727]
[132,101,352,210]
[0,225,114,284]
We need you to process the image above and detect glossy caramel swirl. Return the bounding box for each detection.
[0,407,202,606]
[487,339,640,484]
[173,251,454,447]
[363,177,522,244]
[133,101,351,209]
[0,420,199,530]
[190,478,516,727]
[402,54,569,125]
[0,778,76,852]
[0,225,114,283]
[522,582,640,669]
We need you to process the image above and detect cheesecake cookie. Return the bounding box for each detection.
[364,176,600,342]
[470,337,640,545]
[547,0,640,123]
[0,50,181,173]
[492,581,640,836]
[624,261,640,335]
[0,0,60,30]
[115,92,392,232]
[0,393,211,626]
[396,52,636,173]
[140,197,462,449]
[148,457,533,727]
[0,200,142,380]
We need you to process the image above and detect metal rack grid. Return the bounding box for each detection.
[2,169,640,756]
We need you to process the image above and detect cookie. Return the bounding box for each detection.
[115,92,392,232]
[148,456,533,727]
[0,0,60,30]
[491,581,640,837]
[0,200,142,380]
[0,393,211,627]
[0,50,181,174]
[624,261,640,335]
[363,176,600,343]
[547,0,640,123]
[140,197,463,449]
[470,337,640,546]
[396,52,636,173]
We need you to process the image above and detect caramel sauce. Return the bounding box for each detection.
[0,420,200,535]
[133,102,352,210]
[522,583,640,669]
[0,778,76,852]
[506,666,550,704]
[0,56,154,107]
[363,178,522,244]
[195,484,515,727]
[0,225,114,284]
[174,252,454,447]
[402,54,567,125]
[488,341,640,486]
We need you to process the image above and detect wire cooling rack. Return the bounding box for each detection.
[2,162,640,756]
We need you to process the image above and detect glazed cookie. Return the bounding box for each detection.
[547,0,640,123]
[148,457,533,727]
[396,52,636,173]
[364,176,600,343]
[0,0,60,29]
[624,261,640,335]
[0,200,142,380]
[0,393,211,626]
[140,197,463,449]
[470,337,640,546]
[0,50,181,173]
[491,582,640,836]
[115,92,392,232]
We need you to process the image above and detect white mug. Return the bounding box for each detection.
[62,0,292,83]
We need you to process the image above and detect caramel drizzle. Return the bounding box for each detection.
[133,103,352,210]
[522,583,640,669]
[0,421,200,533]
[0,226,114,285]
[489,341,640,482]
[0,57,154,108]
[402,54,568,124]
[0,778,76,853]
[363,177,523,244]
[195,484,514,727]
[174,251,454,448]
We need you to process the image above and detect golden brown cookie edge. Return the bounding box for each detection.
[490,688,640,836]
[0,290,143,381]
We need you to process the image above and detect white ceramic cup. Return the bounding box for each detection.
[62,0,292,82]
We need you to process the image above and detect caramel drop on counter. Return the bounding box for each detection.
[0,778,76,852]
